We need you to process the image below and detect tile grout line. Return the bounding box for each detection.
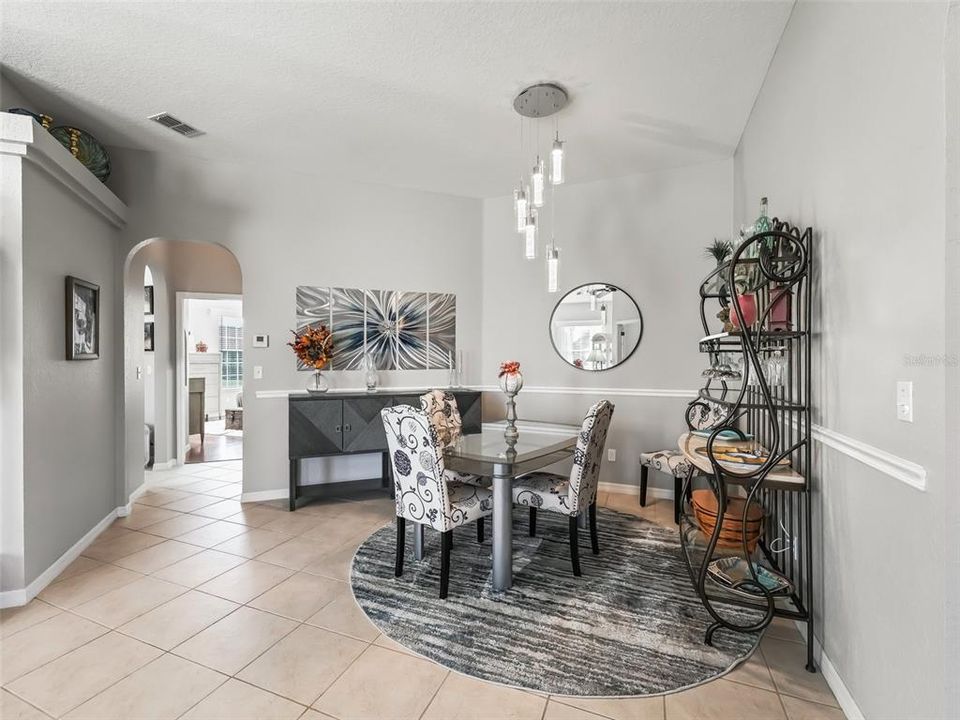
[415,667,451,720]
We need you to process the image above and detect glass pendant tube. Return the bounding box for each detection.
[524,210,537,260]
[531,158,545,208]
[547,245,560,293]
[514,185,528,233]
[551,133,565,185]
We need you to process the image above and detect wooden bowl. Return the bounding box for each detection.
[692,489,764,552]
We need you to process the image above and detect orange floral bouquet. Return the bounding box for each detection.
[288,325,333,370]
[498,361,521,378]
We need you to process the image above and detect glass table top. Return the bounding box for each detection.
[444,423,579,467]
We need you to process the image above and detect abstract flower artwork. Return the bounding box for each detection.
[295,286,455,371]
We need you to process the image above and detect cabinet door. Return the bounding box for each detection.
[454,392,482,433]
[343,397,393,452]
[289,399,343,457]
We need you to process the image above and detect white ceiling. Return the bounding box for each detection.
[1,1,792,198]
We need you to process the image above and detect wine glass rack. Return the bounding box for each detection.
[678,218,817,672]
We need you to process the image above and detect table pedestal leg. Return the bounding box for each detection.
[492,473,513,590]
[414,523,425,560]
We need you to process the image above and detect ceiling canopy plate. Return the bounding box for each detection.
[513,83,569,118]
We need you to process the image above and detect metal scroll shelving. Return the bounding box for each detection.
[678,219,816,672]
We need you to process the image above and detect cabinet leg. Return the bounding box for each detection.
[288,459,298,512]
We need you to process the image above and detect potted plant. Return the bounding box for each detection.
[288,325,333,394]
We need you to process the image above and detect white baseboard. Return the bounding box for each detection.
[117,481,151,517]
[150,458,177,471]
[598,481,674,501]
[793,621,865,720]
[0,506,121,609]
[240,489,288,503]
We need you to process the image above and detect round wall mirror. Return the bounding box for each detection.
[549,283,643,371]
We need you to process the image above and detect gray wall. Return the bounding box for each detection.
[21,164,121,584]
[481,160,733,490]
[108,148,483,497]
[734,2,949,717]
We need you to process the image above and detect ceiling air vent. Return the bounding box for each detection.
[148,112,205,138]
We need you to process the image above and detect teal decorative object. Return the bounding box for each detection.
[49,126,111,182]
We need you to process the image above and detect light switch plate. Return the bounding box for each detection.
[254,366,263,379]
[607,449,616,462]
[896,380,913,422]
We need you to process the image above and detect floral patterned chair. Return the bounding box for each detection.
[511,400,614,577]
[419,389,488,487]
[381,404,493,599]
[639,399,729,524]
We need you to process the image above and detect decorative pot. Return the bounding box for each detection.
[730,293,757,330]
[499,370,523,442]
[307,369,329,395]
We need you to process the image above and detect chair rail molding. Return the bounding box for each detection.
[810,423,926,491]
[477,384,697,398]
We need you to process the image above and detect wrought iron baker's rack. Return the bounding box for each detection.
[678,218,816,672]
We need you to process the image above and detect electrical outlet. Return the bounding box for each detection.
[607,449,616,462]
[896,380,913,422]
[254,366,263,379]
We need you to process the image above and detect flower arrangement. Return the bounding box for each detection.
[288,325,333,370]
[498,361,521,378]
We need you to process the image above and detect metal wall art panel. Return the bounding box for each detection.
[426,292,456,370]
[295,286,455,372]
[331,287,366,370]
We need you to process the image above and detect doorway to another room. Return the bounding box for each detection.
[183,295,243,463]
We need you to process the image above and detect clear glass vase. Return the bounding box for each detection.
[307,369,328,395]
[364,354,379,393]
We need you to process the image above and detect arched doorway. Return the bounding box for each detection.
[121,238,242,502]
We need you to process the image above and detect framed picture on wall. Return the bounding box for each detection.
[144,285,154,315]
[65,276,100,360]
[144,321,155,352]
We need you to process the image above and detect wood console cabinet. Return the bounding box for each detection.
[288,390,481,510]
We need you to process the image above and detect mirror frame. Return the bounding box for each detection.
[548,282,644,372]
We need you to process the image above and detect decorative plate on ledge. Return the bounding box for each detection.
[49,125,111,182]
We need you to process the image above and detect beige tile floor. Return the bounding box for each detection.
[0,462,842,720]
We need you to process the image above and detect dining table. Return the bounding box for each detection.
[432,421,581,591]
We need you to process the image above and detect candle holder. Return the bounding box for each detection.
[498,361,523,442]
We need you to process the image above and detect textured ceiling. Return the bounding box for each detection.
[1,1,792,198]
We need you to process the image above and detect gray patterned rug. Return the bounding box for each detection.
[350,506,762,697]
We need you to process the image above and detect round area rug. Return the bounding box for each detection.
[351,506,763,697]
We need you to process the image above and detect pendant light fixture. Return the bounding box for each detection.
[547,245,560,293]
[512,83,569,285]
[524,210,538,259]
[514,185,528,232]
[531,158,545,207]
[551,131,565,185]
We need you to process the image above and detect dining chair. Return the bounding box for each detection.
[419,389,488,487]
[381,404,493,599]
[511,400,615,576]
[639,399,729,523]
